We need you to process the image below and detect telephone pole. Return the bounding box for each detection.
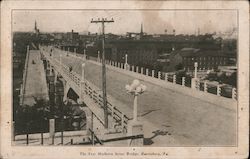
[91,18,114,129]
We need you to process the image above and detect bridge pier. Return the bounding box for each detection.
[63,82,70,102]
[80,107,93,136]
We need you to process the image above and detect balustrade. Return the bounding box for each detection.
[182,77,185,86]
[158,72,161,79]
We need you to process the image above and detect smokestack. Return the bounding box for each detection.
[165,29,167,35]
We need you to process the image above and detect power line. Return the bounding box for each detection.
[91,18,114,129]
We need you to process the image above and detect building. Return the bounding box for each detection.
[106,40,158,67]
[64,30,79,42]
[126,23,145,40]
[168,48,236,72]
[218,66,237,76]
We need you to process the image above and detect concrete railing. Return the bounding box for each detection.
[41,48,129,132]
[94,58,237,101]
[52,47,237,101]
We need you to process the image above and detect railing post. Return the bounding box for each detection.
[182,77,185,86]
[173,75,176,84]
[232,88,237,100]
[141,67,144,74]
[217,85,221,96]
[132,65,134,72]
[204,81,207,92]
[158,71,161,79]
[83,49,86,59]
[97,51,100,62]
[41,132,43,145]
[152,70,155,78]
[49,119,55,145]
[74,48,77,56]
[136,66,139,73]
[61,129,64,145]
[196,80,200,90]
[26,134,29,145]
[146,69,149,76]
[165,73,168,81]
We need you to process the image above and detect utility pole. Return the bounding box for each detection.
[91,18,114,129]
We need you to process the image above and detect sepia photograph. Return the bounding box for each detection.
[12,9,238,147]
[0,1,249,159]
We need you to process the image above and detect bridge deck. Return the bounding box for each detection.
[49,48,237,146]
[23,50,49,106]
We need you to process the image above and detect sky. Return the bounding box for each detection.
[13,10,237,35]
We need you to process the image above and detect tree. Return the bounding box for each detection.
[175,63,184,71]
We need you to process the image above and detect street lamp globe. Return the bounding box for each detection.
[125,79,146,121]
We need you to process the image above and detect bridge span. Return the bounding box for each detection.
[40,46,237,146]
[20,48,49,106]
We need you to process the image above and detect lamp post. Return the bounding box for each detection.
[194,62,198,79]
[125,54,129,70]
[97,51,100,62]
[125,79,146,146]
[191,62,198,89]
[125,79,146,121]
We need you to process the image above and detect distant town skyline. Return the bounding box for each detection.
[13,10,237,36]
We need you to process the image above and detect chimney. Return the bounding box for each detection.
[173,29,176,36]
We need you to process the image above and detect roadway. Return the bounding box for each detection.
[49,47,237,146]
[23,50,49,106]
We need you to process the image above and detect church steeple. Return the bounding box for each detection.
[140,23,143,34]
[140,23,144,39]
[34,20,39,35]
[34,20,37,31]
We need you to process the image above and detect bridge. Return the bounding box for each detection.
[17,45,237,146]
[19,46,49,106]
